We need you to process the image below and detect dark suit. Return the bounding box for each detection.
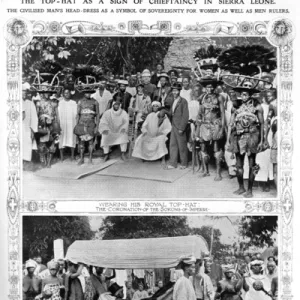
[166,96,189,167]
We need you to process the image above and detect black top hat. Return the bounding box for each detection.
[108,283,123,296]
[199,76,223,87]
[171,82,182,91]
[167,69,179,78]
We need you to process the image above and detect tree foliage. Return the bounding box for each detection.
[23,216,94,262]
[22,37,173,79]
[190,226,230,258]
[99,216,191,240]
[239,216,278,248]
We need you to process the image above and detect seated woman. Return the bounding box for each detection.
[132,101,171,166]
[132,283,149,300]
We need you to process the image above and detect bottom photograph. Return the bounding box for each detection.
[22,215,278,300]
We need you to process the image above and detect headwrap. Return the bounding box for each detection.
[151,101,161,107]
[179,255,196,265]
[222,264,235,273]
[250,259,264,267]
[118,80,129,86]
[25,259,37,269]
[47,260,60,270]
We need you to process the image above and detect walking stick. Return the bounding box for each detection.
[128,111,137,158]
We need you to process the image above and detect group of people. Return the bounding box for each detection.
[174,252,278,300]
[23,61,278,197]
[23,251,278,300]
[23,256,164,300]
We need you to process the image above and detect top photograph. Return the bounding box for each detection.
[22,35,279,200]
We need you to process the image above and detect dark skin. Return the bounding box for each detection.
[76,93,100,165]
[23,267,41,296]
[198,84,225,181]
[59,89,75,162]
[215,271,243,300]
[226,92,265,198]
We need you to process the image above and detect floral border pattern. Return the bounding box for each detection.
[4,18,294,300]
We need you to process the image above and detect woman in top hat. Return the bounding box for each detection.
[195,76,225,181]
[226,81,265,198]
[74,79,100,166]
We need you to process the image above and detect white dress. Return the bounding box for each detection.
[92,89,112,116]
[173,276,197,300]
[58,99,77,148]
[22,100,38,161]
[99,108,129,147]
[132,112,171,160]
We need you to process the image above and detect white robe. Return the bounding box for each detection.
[173,276,196,300]
[132,112,171,161]
[22,100,38,161]
[99,108,129,147]
[245,274,271,300]
[92,89,112,116]
[58,99,77,148]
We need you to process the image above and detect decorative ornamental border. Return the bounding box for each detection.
[4,17,294,300]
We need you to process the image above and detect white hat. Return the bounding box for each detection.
[180,255,196,265]
[142,69,151,77]
[151,101,161,107]
[118,80,129,86]
[25,259,37,269]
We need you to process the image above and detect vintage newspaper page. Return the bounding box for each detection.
[0,0,299,300]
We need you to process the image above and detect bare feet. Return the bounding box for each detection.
[243,190,253,198]
[214,174,222,181]
[103,154,109,162]
[88,159,93,165]
[179,165,187,170]
[199,172,210,178]
[121,153,127,161]
[164,165,175,170]
[77,158,84,166]
[233,187,246,195]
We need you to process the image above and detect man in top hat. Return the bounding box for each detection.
[226,81,265,198]
[164,82,189,170]
[74,86,100,165]
[151,62,164,86]
[153,73,172,106]
[99,97,129,161]
[141,69,156,100]
[112,80,132,113]
[22,83,38,164]
[195,76,225,181]
[36,90,61,168]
